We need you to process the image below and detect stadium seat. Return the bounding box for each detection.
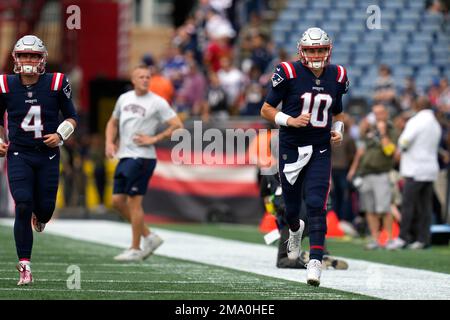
[383,0,405,9]
[286,0,309,10]
[336,0,356,9]
[328,10,349,21]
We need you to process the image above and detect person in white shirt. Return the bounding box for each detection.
[387,96,442,250]
[105,65,183,261]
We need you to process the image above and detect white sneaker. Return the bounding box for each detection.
[287,220,305,260]
[306,259,322,287]
[113,248,143,262]
[407,241,425,250]
[385,237,406,250]
[142,233,164,260]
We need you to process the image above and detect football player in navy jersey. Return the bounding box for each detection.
[0,35,78,285]
[261,27,349,286]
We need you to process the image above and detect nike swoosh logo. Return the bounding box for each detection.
[276,67,281,71]
[319,149,327,153]
[49,154,56,160]
[13,152,19,156]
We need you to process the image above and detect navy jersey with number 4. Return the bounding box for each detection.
[266,61,349,147]
[0,73,78,148]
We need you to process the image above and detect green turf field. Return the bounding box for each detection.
[0,225,373,300]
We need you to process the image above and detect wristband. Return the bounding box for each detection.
[331,121,344,134]
[274,112,290,127]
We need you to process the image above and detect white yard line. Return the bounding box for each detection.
[1,219,449,300]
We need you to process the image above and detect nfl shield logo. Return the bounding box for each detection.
[315,79,321,85]
[27,92,33,98]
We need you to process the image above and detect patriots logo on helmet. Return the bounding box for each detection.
[271,73,284,87]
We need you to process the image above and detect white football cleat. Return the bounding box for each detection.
[385,237,406,250]
[306,259,322,287]
[32,214,45,232]
[142,233,163,260]
[17,262,33,286]
[287,220,305,260]
[113,248,143,262]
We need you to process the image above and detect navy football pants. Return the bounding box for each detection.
[7,148,60,260]
[279,143,331,261]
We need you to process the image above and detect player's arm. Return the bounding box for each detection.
[105,116,119,159]
[133,115,183,146]
[260,63,310,128]
[44,75,78,148]
[261,102,311,128]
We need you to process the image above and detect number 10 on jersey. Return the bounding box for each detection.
[300,92,332,128]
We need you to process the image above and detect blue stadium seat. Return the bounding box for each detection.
[383,0,405,10]
[279,10,301,21]
[332,53,350,65]
[345,21,366,32]
[395,22,417,33]
[363,31,384,43]
[389,31,412,44]
[417,66,440,77]
[332,46,351,55]
[379,55,403,66]
[311,0,332,9]
[336,0,356,9]
[303,10,325,21]
[286,0,309,10]
[338,32,360,44]
[412,32,434,43]
[408,1,425,10]
[407,54,431,66]
[272,20,292,34]
[393,66,414,78]
[355,55,377,67]
[346,66,363,79]
[328,10,348,21]
[420,23,442,33]
[400,10,421,20]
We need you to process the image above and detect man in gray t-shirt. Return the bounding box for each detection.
[105,65,183,262]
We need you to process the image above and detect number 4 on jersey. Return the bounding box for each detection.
[21,105,43,138]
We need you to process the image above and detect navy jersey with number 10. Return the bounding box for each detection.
[266,61,349,147]
[0,73,78,149]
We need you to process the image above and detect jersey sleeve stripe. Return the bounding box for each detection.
[288,62,297,78]
[53,72,62,91]
[56,72,64,90]
[51,73,57,90]
[0,75,8,93]
[337,65,346,83]
[281,62,294,79]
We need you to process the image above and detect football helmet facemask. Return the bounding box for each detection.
[12,35,48,75]
[297,27,332,69]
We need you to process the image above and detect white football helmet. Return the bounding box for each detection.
[12,35,48,75]
[297,27,332,69]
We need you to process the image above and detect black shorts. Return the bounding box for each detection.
[113,158,157,196]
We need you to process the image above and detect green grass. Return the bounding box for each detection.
[0,225,372,300]
[154,222,450,274]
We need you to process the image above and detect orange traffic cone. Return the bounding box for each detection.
[378,220,400,246]
[259,212,278,233]
[326,210,345,238]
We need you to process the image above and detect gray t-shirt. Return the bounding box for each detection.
[112,90,176,159]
